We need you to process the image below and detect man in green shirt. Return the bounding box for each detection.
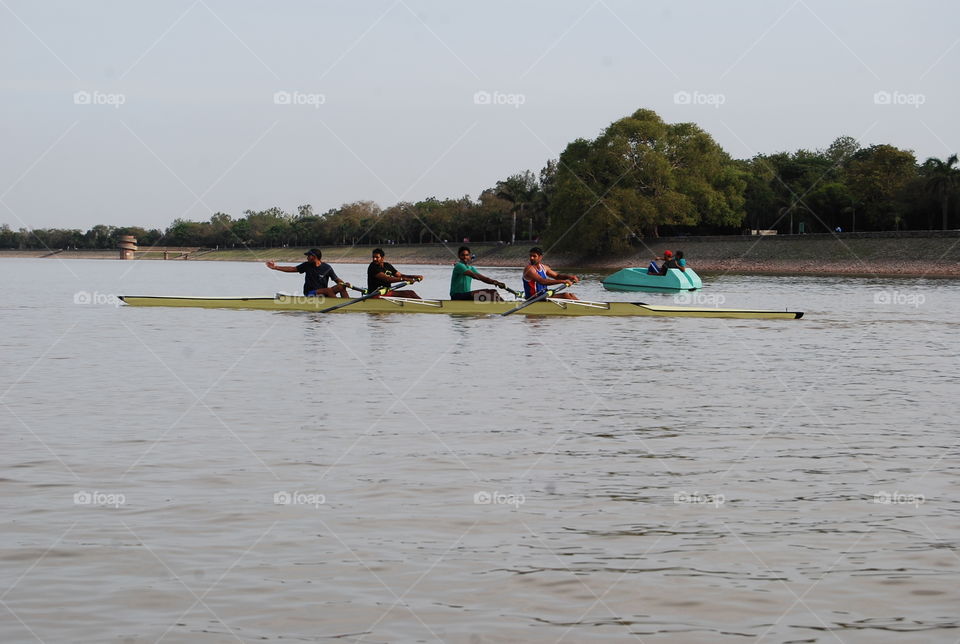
[450,246,506,301]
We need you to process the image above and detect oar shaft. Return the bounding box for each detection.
[318,280,415,313]
[500,283,569,316]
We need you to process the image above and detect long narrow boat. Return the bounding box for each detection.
[119,294,803,319]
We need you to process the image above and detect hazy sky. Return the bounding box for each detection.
[2,0,957,230]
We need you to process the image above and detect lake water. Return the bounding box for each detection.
[1,258,958,643]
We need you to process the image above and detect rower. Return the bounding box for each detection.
[265,248,350,297]
[676,250,687,271]
[367,248,423,298]
[450,246,506,301]
[658,250,679,275]
[522,247,579,300]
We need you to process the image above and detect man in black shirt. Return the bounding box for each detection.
[659,249,680,274]
[367,248,422,298]
[266,249,350,297]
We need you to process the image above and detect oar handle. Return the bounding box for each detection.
[532,282,569,300]
[498,284,524,299]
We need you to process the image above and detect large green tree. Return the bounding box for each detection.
[544,109,746,255]
[844,145,917,230]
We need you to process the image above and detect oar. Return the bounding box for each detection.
[500,283,569,317]
[498,284,525,300]
[318,280,417,313]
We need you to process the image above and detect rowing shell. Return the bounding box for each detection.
[118,294,803,319]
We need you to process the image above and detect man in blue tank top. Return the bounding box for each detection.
[522,247,579,300]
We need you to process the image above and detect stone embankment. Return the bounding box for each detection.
[4,231,958,277]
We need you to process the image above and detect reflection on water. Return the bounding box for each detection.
[0,259,957,642]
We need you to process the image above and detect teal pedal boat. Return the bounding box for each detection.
[602,267,703,293]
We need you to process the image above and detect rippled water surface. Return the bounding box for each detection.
[1,258,958,643]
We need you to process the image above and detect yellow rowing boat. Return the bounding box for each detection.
[118,294,803,319]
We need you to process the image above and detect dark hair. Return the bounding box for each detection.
[458,246,471,254]
[676,250,684,259]
[529,246,543,255]
[372,248,385,257]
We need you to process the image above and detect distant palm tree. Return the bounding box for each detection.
[924,154,960,230]
[496,173,537,243]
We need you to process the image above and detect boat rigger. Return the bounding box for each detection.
[118,294,804,319]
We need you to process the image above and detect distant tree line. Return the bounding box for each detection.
[4,108,958,256]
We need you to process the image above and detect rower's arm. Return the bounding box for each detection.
[544,265,579,283]
[266,261,298,273]
[525,267,564,286]
[465,270,504,287]
[374,270,420,284]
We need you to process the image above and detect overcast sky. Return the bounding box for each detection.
[2,0,957,231]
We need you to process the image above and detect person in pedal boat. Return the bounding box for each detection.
[367,248,423,298]
[450,246,506,301]
[266,248,350,297]
[658,250,680,275]
[522,247,579,300]
[675,250,687,271]
[647,249,679,275]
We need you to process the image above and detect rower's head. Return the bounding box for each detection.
[372,248,385,266]
[305,248,322,264]
[663,250,673,258]
[529,247,543,265]
[458,246,471,261]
